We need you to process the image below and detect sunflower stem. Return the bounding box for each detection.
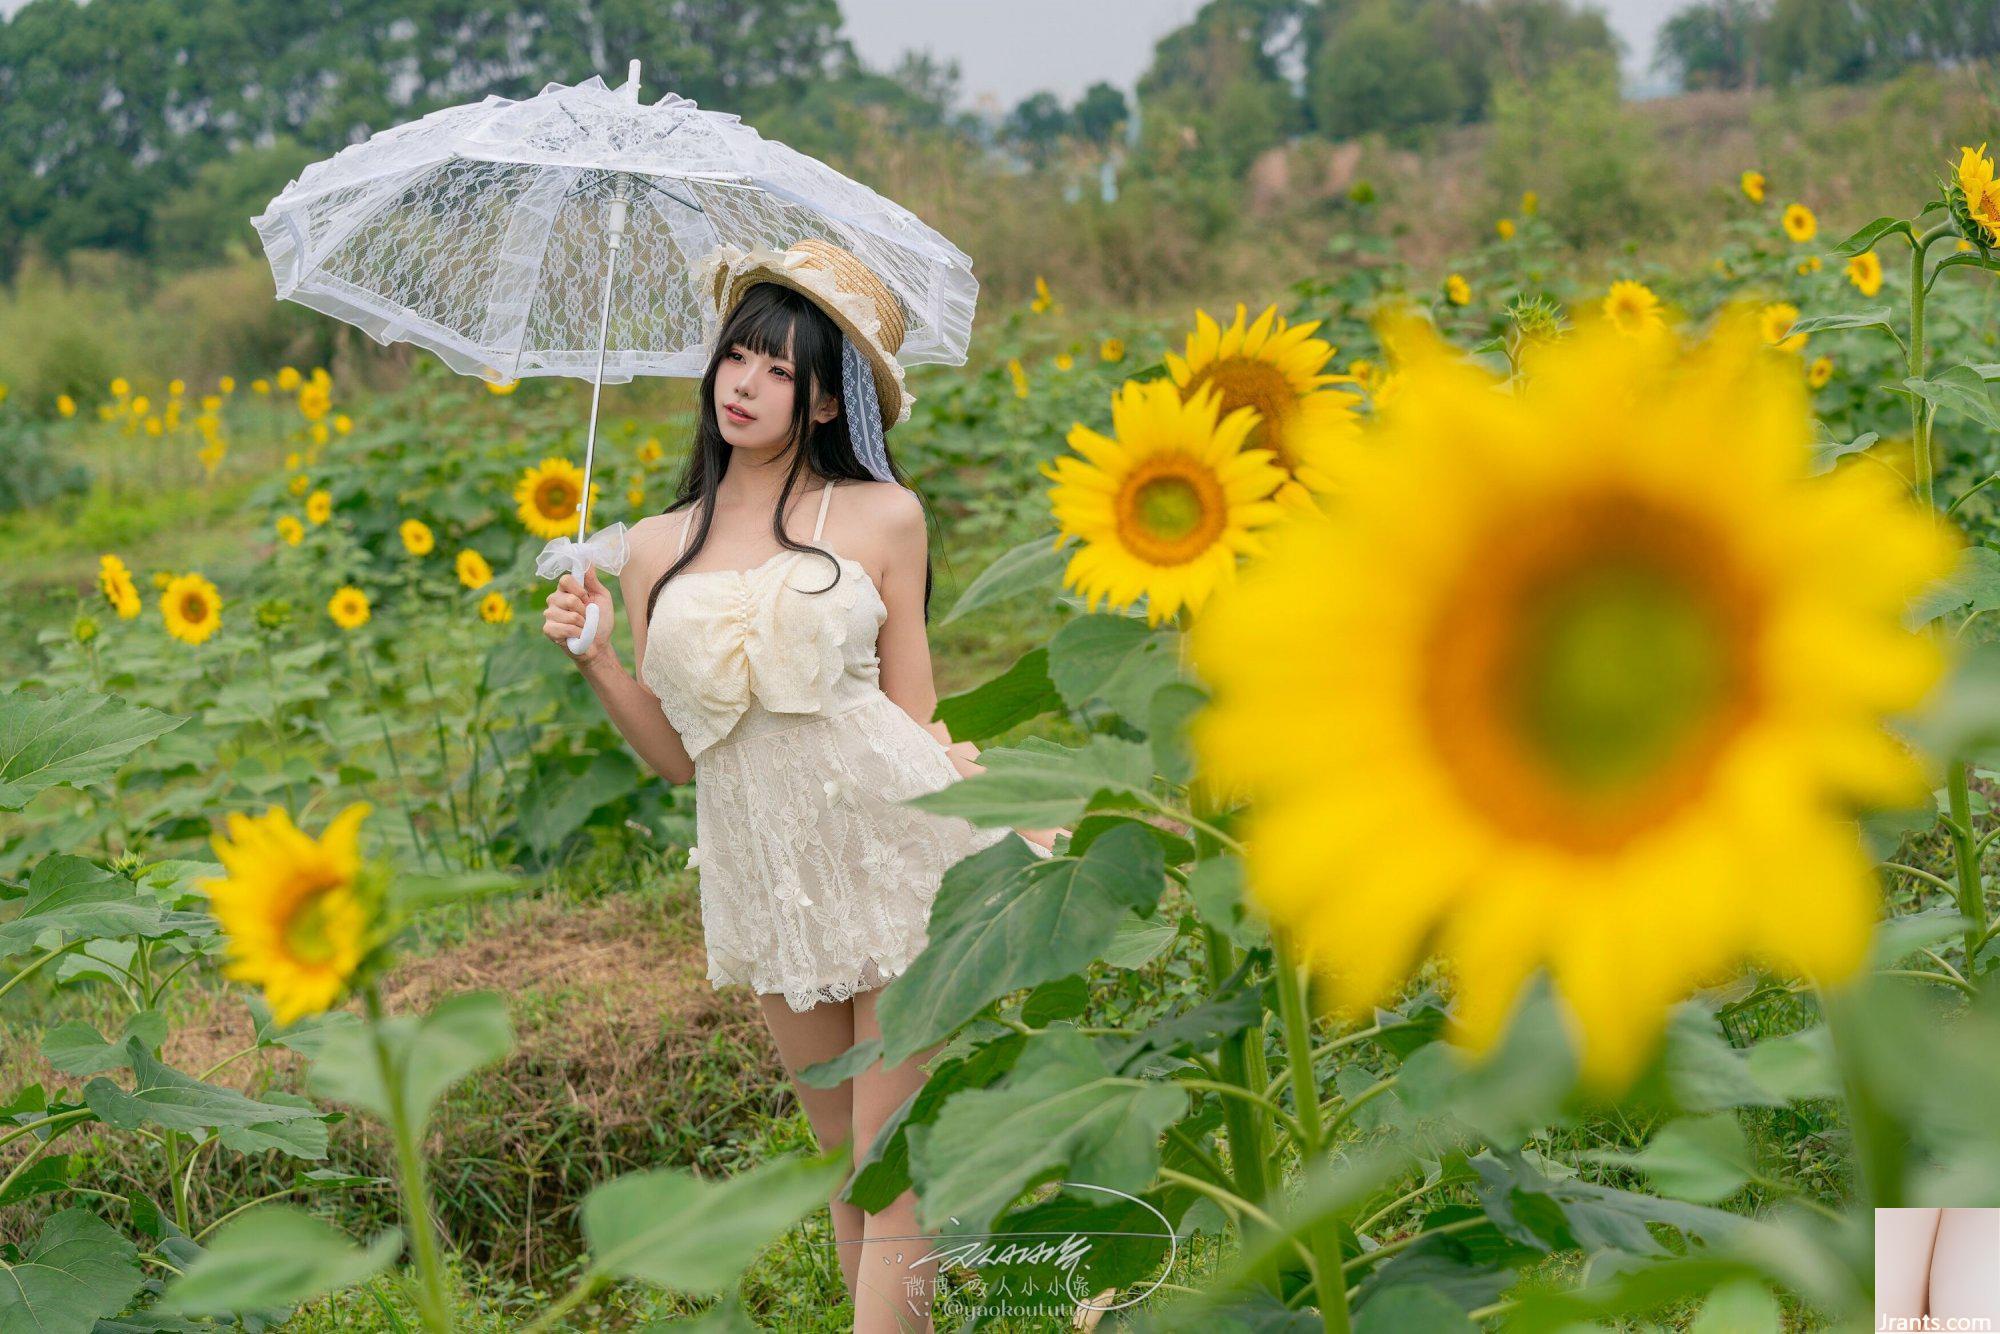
[1274,930,1350,1334]
[1947,766,1987,982]
[364,984,453,1332]
[1820,981,1905,1208]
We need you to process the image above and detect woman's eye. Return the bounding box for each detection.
[773,368,790,380]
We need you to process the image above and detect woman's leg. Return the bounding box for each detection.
[849,986,948,1334]
[757,992,865,1301]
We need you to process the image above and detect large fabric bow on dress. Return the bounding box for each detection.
[665,554,871,761]
[251,60,976,655]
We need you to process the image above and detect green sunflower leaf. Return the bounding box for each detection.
[940,534,1075,625]
[0,686,186,811]
[0,1208,145,1333]
[161,1205,401,1315]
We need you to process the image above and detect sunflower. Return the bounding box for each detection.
[1953,143,2000,245]
[1039,378,1288,627]
[479,591,514,624]
[98,554,141,619]
[56,393,75,417]
[275,515,304,547]
[110,376,130,398]
[1807,356,1834,389]
[327,586,370,630]
[513,458,597,540]
[637,437,664,465]
[456,548,493,590]
[1185,310,1957,1089]
[1055,352,1075,372]
[333,413,352,435]
[1496,217,1515,240]
[485,375,520,395]
[1781,203,1817,243]
[303,492,332,528]
[1740,170,1766,204]
[1163,303,1363,509]
[252,378,270,394]
[1840,250,1883,298]
[200,803,380,1025]
[1600,281,1665,338]
[1444,274,1471,306]
[1008,357,1029,399]
[276,366,301,392]
[399,518,435,557]
[1521,190,1539,216]
[1759,302,1807,354]
[1031,274,1054,314]
[1101,337,1125,363]
[161,572,223,645]
[219,375,235,394]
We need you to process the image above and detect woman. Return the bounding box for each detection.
[541,238,1063,1333]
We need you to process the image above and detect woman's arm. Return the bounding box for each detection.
[871,487,1065,853]
[543,515,698,787]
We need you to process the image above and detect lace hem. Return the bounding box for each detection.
[688,692,1033,1011]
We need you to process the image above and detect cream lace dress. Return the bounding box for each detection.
[640,479,1052,1011]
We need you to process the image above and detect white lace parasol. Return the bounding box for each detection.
[251,61,978,656]
[251,67,976,383]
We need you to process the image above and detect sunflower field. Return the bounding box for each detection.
[2,129,2000,1332]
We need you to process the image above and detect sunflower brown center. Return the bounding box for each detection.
[179,593,208,621]
[537,480,576,518]
[1117,462,1225,566]
[1421,489,1762,853]
[1185,359,1296,467]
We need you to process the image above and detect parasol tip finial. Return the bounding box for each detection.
[626,60,641,102]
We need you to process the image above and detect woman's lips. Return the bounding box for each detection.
[724,403,755,423]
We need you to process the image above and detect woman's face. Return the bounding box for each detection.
[714,329,837,453]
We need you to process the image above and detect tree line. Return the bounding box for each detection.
[1655,0,2000,91]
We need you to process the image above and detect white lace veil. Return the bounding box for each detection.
[840,333,895,483]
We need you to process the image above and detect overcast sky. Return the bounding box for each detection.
[0,0,1680,100]
[842,0,1677,110]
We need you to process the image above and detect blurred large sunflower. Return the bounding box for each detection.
[161,573,223,645]
[1185,311,1957,1089]
[200,803,380,1024]
[98,554,142,619]
[1041,379,1288,626]
[1163,303,1363,509]
[514,458,596,540]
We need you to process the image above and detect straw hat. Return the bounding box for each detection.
[694,238,914,431]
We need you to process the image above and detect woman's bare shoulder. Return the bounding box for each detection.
[842,479,924,529]
[623,508,694,577]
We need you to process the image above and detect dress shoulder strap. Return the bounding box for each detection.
[810,480,836,544]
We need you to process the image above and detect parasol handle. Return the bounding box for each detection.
[569,602,601,656]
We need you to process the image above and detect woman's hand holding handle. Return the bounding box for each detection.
[543,568,616,667]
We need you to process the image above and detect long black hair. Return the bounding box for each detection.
[645,281,933,626]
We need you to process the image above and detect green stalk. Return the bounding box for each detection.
[163,1131,190,1235]
[1274,930,1349,1334]
[1949,768,1987,979]
[1821,982,1904,1207]
[364,985,452,1331]
[518,1273,605,1334]
[351,643,436,873]
[1907,222,1986,977]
